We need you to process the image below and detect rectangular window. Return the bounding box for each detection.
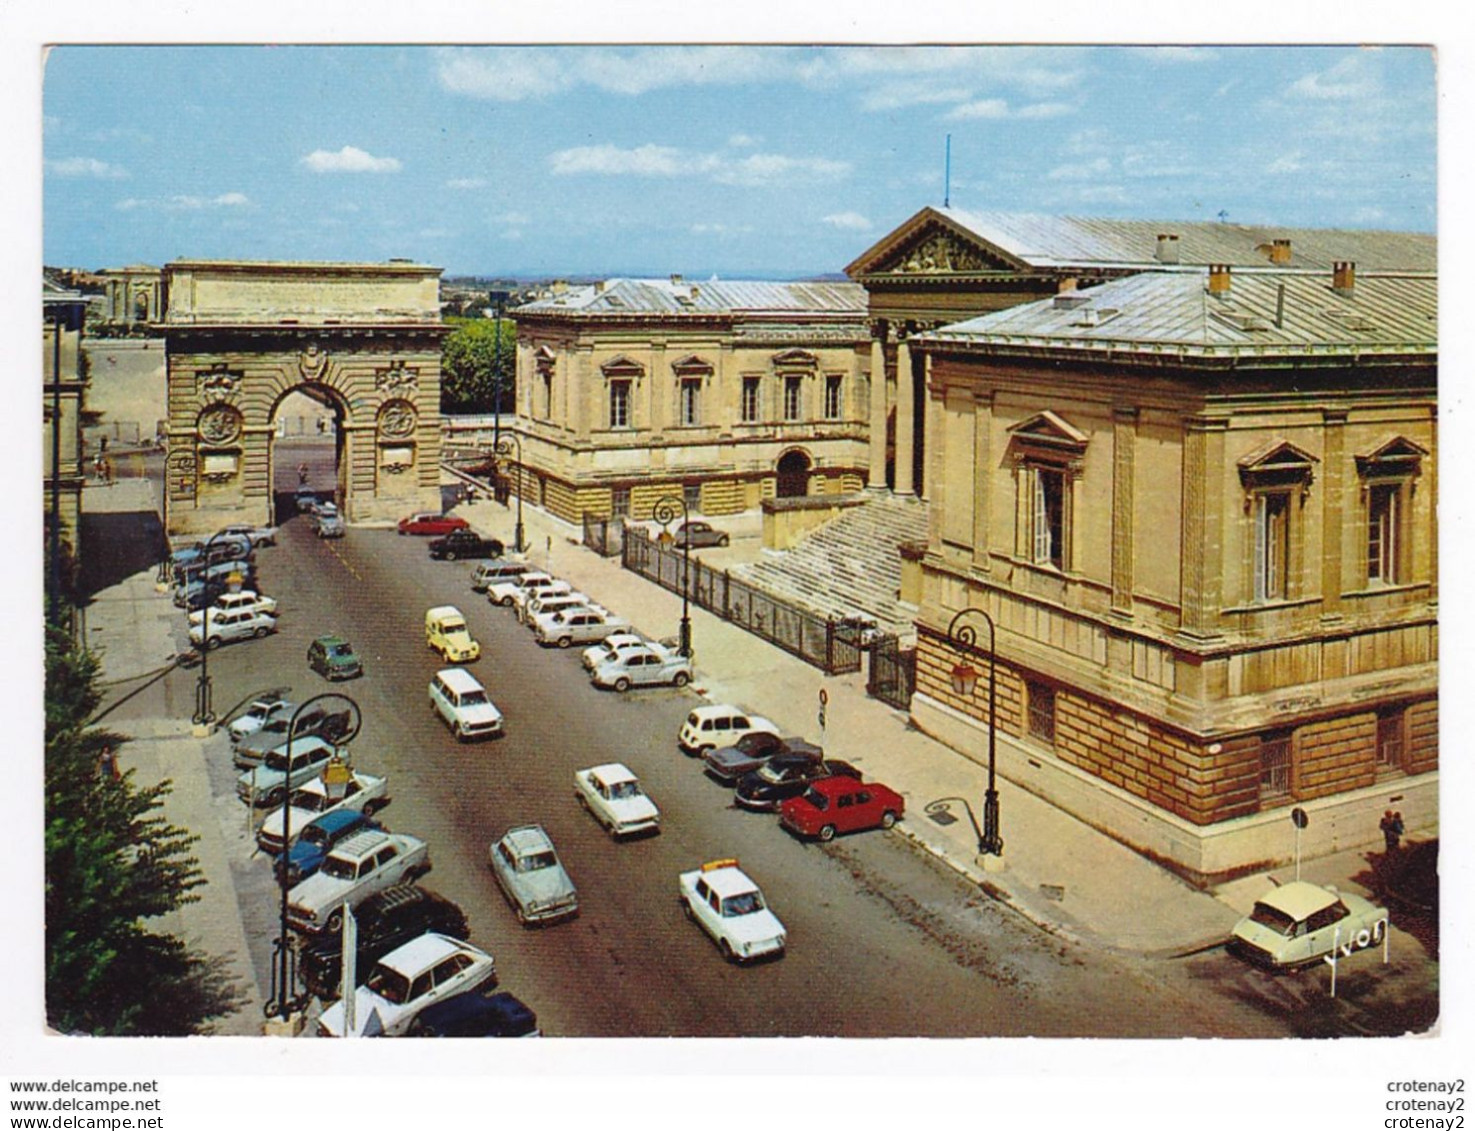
[741,377,761,423]
[684,483,701,513]
[824,375,843,420]
[1368,483,1400,586]
[1026,681,1056,746]
[541,373,553,420]
[1376,709,1405,773]
[611,487,630,518]
[681,379,701,426]
[1031,467,1066,570]
[1259,733,1292,800]
[609,381,630,429]
[1253,492,1290,603]
[784,376,802,421]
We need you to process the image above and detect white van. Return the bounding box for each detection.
[677,704,778,756]
[429,668,503,741]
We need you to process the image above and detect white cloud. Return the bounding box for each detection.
[435,46,779,102]
[1265,153,1305,175]
[447,177,488,190]
[691,222,754,235]
[862,83,974,112]
[213,192,249,206]
[549,143,848,186]
[1016,102,1075,120]
[114,192,249,211]
[727,133,760,148]
[1288,53,1380,101]
[300,146,402,173]
[1047,157,1112,181]
[945,99,1009,120]
[46,156,128,179]
[1131,47,1218,65]
[821,211,872,231]
[495,211,530,226]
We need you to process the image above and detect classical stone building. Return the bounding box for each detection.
[507,277,871,523]
[99,264,164,329]
[43,277,89,583]
[908,261,1436,882]
[160,260,447,535]
[845,207,1438,499]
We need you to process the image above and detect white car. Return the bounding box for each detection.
[429,668,503,740]
[590,642,693,692]
[235,736,337,808]
[581,632,646,672]
[217,522,279,548]
[287,829,430,934]
[487,570,556,608]
[511,579,575,621]
[227,694,293,744]
[489,825,579,925]
[532,606,631,649]
[317,933,496,1038]
[1228,881,1390,970]
[188,607,279,649]
[188,590,278,625]
[255,771,390,854]
[522,591,602,626]
[678,858,787,963]
[677,704,780,756]
[574,763,660,837]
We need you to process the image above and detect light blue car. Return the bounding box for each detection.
[489,825,578,925]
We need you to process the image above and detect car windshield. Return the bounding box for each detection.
[289,790,322,810]
[517,851,557,873]
[443,620,467,633]
[460,690,488,706]
[262,751,292,771]
[722,891,764,916]
[302,825,331,847]
[609,781,641,800]
[757,763,785,784]
[319,856,356,880]
[330,644,353,658]
[365,966,411,1006]
[1247,902,1299,936]
[801,787,828,810]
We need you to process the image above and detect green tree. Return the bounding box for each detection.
[441,316,516,414]
[44,620,243,1034]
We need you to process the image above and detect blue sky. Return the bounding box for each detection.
[42,45,1436,278]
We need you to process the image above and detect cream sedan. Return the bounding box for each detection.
[574,763,660,838]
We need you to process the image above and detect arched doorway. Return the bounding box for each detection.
[776,450,811,498]
[270,387,342,524]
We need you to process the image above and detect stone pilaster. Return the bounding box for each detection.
[1111,405,1138,616]
[868,333,888,487]
[1179,415,1228,638]
[895,336,914,495]
[1320,408,1348,621]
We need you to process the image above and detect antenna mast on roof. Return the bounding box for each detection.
[944,134,952,209]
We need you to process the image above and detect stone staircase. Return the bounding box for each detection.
[729,491,929,635]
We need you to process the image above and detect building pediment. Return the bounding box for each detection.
[671,353,714,375]
[1008,410,1089,452]
[771,348,819,369]
[600,353,646,379]
[1356,435,1427,477]
[845,207,1026,279]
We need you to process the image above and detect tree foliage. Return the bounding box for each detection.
[441,316,516,414]
[44,620,244,1034]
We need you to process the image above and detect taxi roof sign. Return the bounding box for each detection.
[701,858,739,873]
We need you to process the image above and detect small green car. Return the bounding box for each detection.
[308,634,364,681]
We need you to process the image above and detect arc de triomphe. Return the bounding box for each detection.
[160,259,448,536]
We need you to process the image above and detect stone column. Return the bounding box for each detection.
[1320,408,1348,621]
[895,335,915,496]
[868,332,888,488]
[1179,415,1228,638]
[922,353,940,503]
[1111,405,1138,616]
[972,388,993,571]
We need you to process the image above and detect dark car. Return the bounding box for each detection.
[170,534,254,581]
[405,989,540,1038]
[735,756,860,811]
[231,700,354,768]
[429,529,506,561]
[300,884,469,1001]
[177,577,256,613]
[308,634,363,680]
[399,512,471,536]
[703,734,823,785]
[675,520,730,549]
[276,809,383,887]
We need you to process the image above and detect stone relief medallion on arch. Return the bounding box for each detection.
[196,364,241,403]
[299,341,329,382]
[197,404,244,445]
[377,398,418,439]
[375,360,419,396]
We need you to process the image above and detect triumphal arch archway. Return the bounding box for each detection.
[160,259,447,536]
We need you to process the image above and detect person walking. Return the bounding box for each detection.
[1380,809,1402,853]
[97,745,120,782]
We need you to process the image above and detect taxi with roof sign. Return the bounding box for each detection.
[677,858,786,963]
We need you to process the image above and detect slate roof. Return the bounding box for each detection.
[918,268,1437,360]
[515,277,867,318]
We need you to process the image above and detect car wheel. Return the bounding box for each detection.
[398,529,406,536]
[719,535,730,547]
[444,550,458,562]
[818,824,837,843]
[205,636,222,650]
[557,636,572,649]
[325,909,343,934]
[500,596,515,607]
[682,899,695,922]
[254,626,270,639]
[719,939,736,963]
[614,676,631,693]
[879,810,897,830]
[515,905,528,926]
[454,723,466,742]
[694,745,713,759]
[672,671,691,687]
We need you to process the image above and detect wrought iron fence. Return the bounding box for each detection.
[581,512,624,558]
[621,526,862,675]
[866,633,916,711]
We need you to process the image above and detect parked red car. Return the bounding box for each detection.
[779,775,904,842]
[398,512,470,536]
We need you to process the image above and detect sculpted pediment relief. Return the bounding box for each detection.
[882,227,1005,275]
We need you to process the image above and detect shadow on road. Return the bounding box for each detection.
[78,508,167,599]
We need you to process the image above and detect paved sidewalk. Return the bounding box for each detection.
[82,478,267,1034]
[452,490,1393,957]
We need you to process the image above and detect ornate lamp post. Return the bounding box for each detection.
[189,528,241,732]
[652,494,692,658]
[495,434,526,554]
[946,607,1003,858]
[269,692,361,1026]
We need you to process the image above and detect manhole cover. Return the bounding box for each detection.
[929,810,959,827]
[1039,884,1065,902]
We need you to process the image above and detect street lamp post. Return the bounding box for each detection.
[270,692,361,1026]
[946,607,1003,858]
[495,434,525,554]
[652,494,692,658]
[189,529,239,732]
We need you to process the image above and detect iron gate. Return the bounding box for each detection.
[866,633,916,711]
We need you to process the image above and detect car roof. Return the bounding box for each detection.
[310,808,369,834]
[689,704,756,721]
[809,774,875,796]
[329,829,393,859]
[501,824,554,855]
[314,634,348,646]
[426,605,464,620]
[416,989,533,1033]
[378,931,466,976]
[264,734,333,756]
[699,864,760,899]
[587,763,637,786]
[434,667,486,692]
[1253,881,1342,920]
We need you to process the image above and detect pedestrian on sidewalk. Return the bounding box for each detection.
[1380,809,1403,853]
[101,456,114,486]
[97,745,120,782]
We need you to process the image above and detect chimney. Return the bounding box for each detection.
[594,280,606,294]
[1333,261,1356,296]
[1270,238,1292,265]
[670,273,684,286]
[1058,276,1078,293]
[1207,264,1232,296]
[689,284,700,300]
[551,279,568,295]
[1155,233,1181,264]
